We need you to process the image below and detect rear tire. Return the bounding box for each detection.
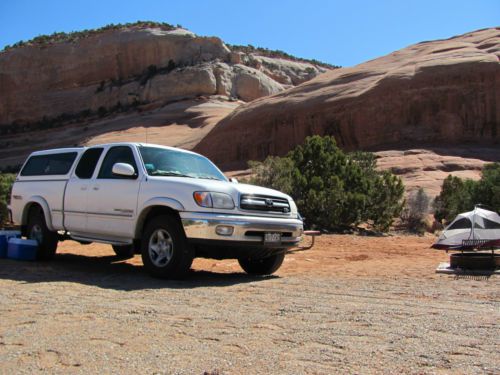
[238,252,285,275]
[141,215,193,279]
[112,245,135,259]
[27,207,58,260]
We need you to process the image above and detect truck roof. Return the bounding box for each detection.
[29,143,199,156]
[30,147,84,156]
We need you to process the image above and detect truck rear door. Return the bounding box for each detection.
[64,147,104,234]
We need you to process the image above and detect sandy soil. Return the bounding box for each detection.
[0,235,498,374]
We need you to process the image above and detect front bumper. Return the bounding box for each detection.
[180,211,303,248]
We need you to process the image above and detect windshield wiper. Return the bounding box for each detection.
[151,171,194,178]
[197,176,222,180]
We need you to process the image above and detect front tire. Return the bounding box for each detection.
[238,252,285,275]
[27,207,58,260]
[112,245,135,259]
[141,215,193,279]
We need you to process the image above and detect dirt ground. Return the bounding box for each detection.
[0,234,498,374]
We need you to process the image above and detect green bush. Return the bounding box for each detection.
[475,163,500,211]
[434,162,500,223]
[0,173,15,225]
[249,136,404,232]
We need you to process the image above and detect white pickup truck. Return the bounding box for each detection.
[9,143,303,278]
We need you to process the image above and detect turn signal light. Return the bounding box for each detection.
[193,192,212,207]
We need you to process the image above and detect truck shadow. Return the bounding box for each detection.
[0,254,278,291]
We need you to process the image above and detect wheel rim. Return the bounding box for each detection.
[148,229,174,267]
[30,224,43,244]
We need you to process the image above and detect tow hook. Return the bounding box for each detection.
[288,230,321,253]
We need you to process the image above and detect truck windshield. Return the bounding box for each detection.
[139,146,227,181]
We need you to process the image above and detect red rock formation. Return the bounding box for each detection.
[0,27,327,126]
[0,28,229,124]
[195,28,500,170]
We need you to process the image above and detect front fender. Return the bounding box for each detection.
[22,196,55,231]
[141,197,185,212]
[134,197,185,238]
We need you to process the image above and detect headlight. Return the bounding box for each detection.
[193,192,235,209]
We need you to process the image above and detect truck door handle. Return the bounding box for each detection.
[93,186,100,191]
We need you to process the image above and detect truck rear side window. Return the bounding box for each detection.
[75,148,104,179]
[21,152,78,176]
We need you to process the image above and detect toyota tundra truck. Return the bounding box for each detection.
[9,143,303,278]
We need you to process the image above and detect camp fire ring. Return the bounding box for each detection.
[450,253,500,270]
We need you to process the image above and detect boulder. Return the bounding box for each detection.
[232,64,284,102]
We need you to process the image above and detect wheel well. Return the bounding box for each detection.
[136,206,181,240]
[21,203,43,236]
[27,203,42,216]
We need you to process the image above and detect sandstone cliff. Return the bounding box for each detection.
[0,27,326,126]
[0,25,328,126]
[0,24,330,170]
[195,28,500,171]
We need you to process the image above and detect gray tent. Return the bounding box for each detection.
[432,207,500,250]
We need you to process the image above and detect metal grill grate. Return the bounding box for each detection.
[240,195,290,213]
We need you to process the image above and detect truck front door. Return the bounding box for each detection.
[85,145,142,238]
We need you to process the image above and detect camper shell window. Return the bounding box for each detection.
[21,152,78,176]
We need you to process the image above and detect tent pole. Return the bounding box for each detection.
[471,205,477,241]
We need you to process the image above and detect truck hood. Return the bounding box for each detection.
[148,176,291,200]
[145,176,296,216]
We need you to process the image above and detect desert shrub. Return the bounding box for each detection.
[226,44,340,69]
[434,162,500,223]
[368,171,406,232]
[165,59,177,73]
[140,65,157,85]
[474,162,500,211]
[402,188,430,234]
[348,151,377,174]
[0,173,15,225]
[247,157,295,195]
[249,136,404,232]
[1,21,177,52]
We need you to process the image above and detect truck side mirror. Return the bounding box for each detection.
[230,177,239,183]
[112,163,136,177]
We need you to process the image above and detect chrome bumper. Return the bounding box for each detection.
[180,212,303,247]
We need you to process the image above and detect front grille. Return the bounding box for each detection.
[240,194,290,213]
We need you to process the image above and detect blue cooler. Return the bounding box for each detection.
[7,238,38,261]
[0,230,21,258]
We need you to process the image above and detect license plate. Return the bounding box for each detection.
[264,232,281,243]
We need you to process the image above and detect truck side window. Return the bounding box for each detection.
[75,148,104,179]
[20,152,78,176]
[98,146,138,179]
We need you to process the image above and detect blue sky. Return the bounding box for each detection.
[0,0,498,67]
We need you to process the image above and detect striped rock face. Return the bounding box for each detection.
[195,28,500,172]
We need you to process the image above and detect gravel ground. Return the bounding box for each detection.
[0,235,498,374]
